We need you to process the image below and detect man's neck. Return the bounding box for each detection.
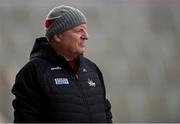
[50,42,78,61]
[58,52,78,61]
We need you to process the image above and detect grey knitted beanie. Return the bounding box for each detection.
[45,5,87,40]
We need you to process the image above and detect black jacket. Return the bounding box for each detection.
[11,37,112,123]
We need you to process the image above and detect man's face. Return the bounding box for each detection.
[57,24,88,56]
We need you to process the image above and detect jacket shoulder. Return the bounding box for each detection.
[83,57,99,70]
[16,58,45,80]
[83,57,103,75]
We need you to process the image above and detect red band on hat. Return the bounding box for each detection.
[45,19,56,28]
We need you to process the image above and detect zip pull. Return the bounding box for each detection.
[75,74,79,80]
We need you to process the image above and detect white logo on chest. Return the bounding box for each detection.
[54,78,69,85]
[88,78,96,87]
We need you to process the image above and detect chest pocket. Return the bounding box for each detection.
[44,68,78,95]
[78,71,104,96]
[77,71,105,106]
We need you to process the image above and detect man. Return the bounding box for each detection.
[11,5,112,123]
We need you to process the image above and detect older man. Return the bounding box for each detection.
[12,5,112,123]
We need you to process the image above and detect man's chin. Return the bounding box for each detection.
[78,50,85,55]
[80,48,85,53]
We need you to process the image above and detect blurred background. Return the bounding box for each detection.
[0,0,180,122]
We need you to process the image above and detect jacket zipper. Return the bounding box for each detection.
[74,73,92,122]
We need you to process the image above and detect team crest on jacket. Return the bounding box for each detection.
[88,78,96,87]
[54,78,69,85]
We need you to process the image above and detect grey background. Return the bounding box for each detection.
[0,0,180,122]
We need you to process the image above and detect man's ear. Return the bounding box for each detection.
[53,33,62,43]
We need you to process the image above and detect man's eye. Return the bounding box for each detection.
[77,30,81,32]
[74,30,81,33]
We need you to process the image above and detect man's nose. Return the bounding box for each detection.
[81,30,88,40]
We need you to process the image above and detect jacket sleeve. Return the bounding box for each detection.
[95,66,113,123]
[11,63,41,122]
[105,99,113,123]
